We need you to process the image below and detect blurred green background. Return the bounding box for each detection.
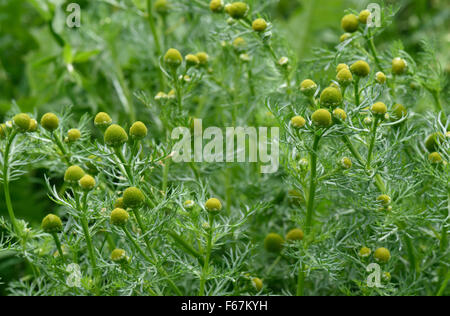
[0,0,448,294]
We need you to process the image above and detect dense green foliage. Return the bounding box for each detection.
[0,0,449,296]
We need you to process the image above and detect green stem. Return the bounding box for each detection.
[431,90,446,117]
[366,116,380,169]
[2,130,20,235]
[51,232,66,264]
[162,158,170,193]
[52,132,70,165]
[146,0,164,90]
[296,262,305,296]
[365,33,382,72]
[404,235,418,275]
[265,255,281,276]
[199,215,214,296]
[123,226,153,263]
[80,216,97,272]
[354,77,360,107]
[305,134,321,234]
[167,230,204,265]
[437,271,450,296]
[114,147,133,183]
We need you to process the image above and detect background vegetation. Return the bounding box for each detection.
[0,0,448,295]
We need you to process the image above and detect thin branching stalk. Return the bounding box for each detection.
[199,214,214,296]
[366,116,380,169]
[305,133,321,234]
[51,232,66,264]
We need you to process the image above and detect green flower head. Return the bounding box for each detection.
[227,2,248,19]
[320,87,342,108]
[210,0,223,13]
[41,113,59,132]
[42,214,63,233]
[286,228,304,241]
[251,277,263,291]
[185,54,200,67]
[13,113,31,132]
[333,108,347,121]
[312,109,332,128]
[129,121,148,140]
[350,60,370,77]
[67,129,81,142]
[374,247,391,263]
[196,52,209,66]
[205,198,222,213]
[359,10,371,24]
[341,14,359,33]
[371,102,387,116]
[264,233,284,253]
[300,79,317,97]
[428,152,443,164]
[123,187,145,208]
[79,175,96,191]
[425,132,444,152]
[252,18,268,32]
[336,68,353,86]
[64,165,85,183]
[290,116,306,129]
[392,57,407,75]
[110,208,130,226]
[94,112,112,127]
[104,124,128,147]
[164,48,183,67]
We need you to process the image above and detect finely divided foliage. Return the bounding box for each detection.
[0,1,448,296]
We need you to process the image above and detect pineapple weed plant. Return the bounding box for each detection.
[0,0,449,296]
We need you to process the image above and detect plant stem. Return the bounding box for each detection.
[265,255,281,276]
[431,90,446,117]
[123,226,182,295]
[366,116,380,169]
[437,271,450,296]
[162,158,170,193]
[2,129,20,235]
[305,133,321,234]
[365,33,382,72]
[167,230,204,265]
[51,232,66,264]
[114,147,133,183]
[296,262,305,296]
[354,77,360,107]
[52,132,70,165]
[199,214,214,296]
[80,215,97,272]
[146,0,165,90]
[404,235,418,275]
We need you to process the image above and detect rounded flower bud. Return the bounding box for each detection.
[185,54,200,67]
[264,233,284,253]
[425,132,444,152]
[358,246,371,257]
[320,87,342,108]
[340,157,352,169]
[114,197,125,209]
[111,248,128,263]
[129,121,147,140]
[333,108,347,121]
[291,116,306,128]
[336,63,349,73]
[392,57,407,75]
[67,129,81,142]
[350,60,370,77]
[42,214,63,233]
[300,79,317,97]
[371,102,387,116]
[278,57,289,67]
[154,0,169,15]
[41,113,59,132]
[252,18,268,32]
[227,2,248,19]
[184,200,195,209]
[164,48,183,67]
[196,52,209,66]
[341,14,359,33]
[205,198,222,213]
[210,0,223,13]
[123,187,145,208]
[0,123,7,139]
[428,152,443,164]
[13,113,31,132]
[392,104,407,120]
[374,247,391,263]
[375,71,386,84]
[110,208,130,226]
[336,68,353,86]
[64,165,85,183]
[340,33,351,42]
[232,37,246,51]
[359,10,371,24]
[104,124,128,147]
[312,109,332,128]
[94,112,112,127]
[251,277,263,291]
[377,194,391,206]
[79,175,95,191]
[286,228,304,241]
[364,116,373,125]
[28,119,38,132]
